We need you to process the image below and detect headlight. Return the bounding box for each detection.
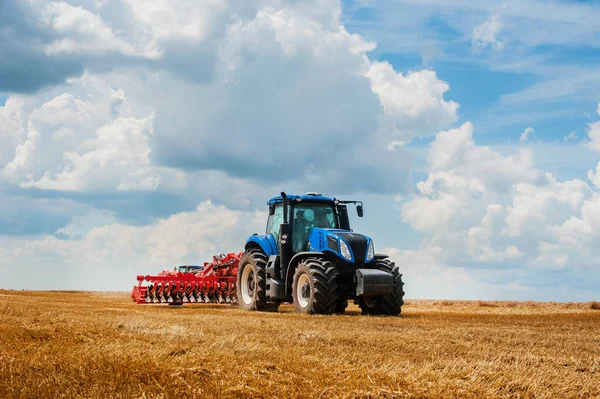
[339,240,352,260]
[367,240,374,261]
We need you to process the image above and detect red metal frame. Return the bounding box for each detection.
[131,252,242,305]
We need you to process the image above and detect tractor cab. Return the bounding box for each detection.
[266,193,356,254]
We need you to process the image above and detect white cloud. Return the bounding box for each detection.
[520,127,534,142]
[425,122,541,191]
[588,163,600,189]
[1,81,185,193]
[472,14,504,52]
[42,2,156,58]
[0,201,265,290]
[502,175,589,237]
[366,61,459,138]
[1,0,459,197]
[428,122,474,171]
[402,122,546,254]
[401,119,600,293]
[121,0,228,43]
[21,114,160,192]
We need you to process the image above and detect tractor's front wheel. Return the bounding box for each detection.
[358,258,404,316]
[237,250,279,312]
[292,258,337,314]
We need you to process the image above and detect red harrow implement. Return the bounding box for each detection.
[131,252,243,305]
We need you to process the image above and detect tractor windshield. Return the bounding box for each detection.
[292,203,338,252]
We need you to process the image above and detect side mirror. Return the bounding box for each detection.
[269,203,276,215]
[357,205,363,217]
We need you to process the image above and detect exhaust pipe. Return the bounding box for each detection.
[279,192,291,281]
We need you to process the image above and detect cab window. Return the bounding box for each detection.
[292,204,337,252]
[266,203,284,249]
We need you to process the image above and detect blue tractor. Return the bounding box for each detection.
[237,192,404,315]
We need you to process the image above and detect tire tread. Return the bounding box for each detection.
[293,258,338,314]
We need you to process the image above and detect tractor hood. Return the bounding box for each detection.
[307,228,375,263]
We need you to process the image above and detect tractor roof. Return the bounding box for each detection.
[267,192,336,205]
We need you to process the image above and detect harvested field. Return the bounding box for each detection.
[1,290,599,398]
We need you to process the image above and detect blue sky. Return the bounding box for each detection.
[0,0,599,300]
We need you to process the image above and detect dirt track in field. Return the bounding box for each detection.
[0,290,599,398]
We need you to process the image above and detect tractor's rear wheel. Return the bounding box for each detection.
[237,250,279,312]
[358,258,404,316]
[292,258,337,314]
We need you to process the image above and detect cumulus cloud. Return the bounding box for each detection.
[1,82,184,193]
[520,127,534,142]
[42,2,150,57]
[0,0,241,92]
[588,164,600,189]
[22,115,160,192]
[366,61,459,139]
[1,0,459,199]
[397,119,600,299]
[472,14,504,52]
[551,194,600,253]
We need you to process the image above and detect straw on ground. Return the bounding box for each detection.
[0,291,598,398]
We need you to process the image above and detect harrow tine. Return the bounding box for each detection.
[162,282,170,303]
[170,283,177,302]
[147,286,153,302]
[193,288,203,303]
[168,285,176,303]
[150,287,157,302]
[183,283,191,302]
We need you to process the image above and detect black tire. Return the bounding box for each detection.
[237,250,279,312]
[334,299,348,314]
[292,258,337,315]
[358,258,404,316]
